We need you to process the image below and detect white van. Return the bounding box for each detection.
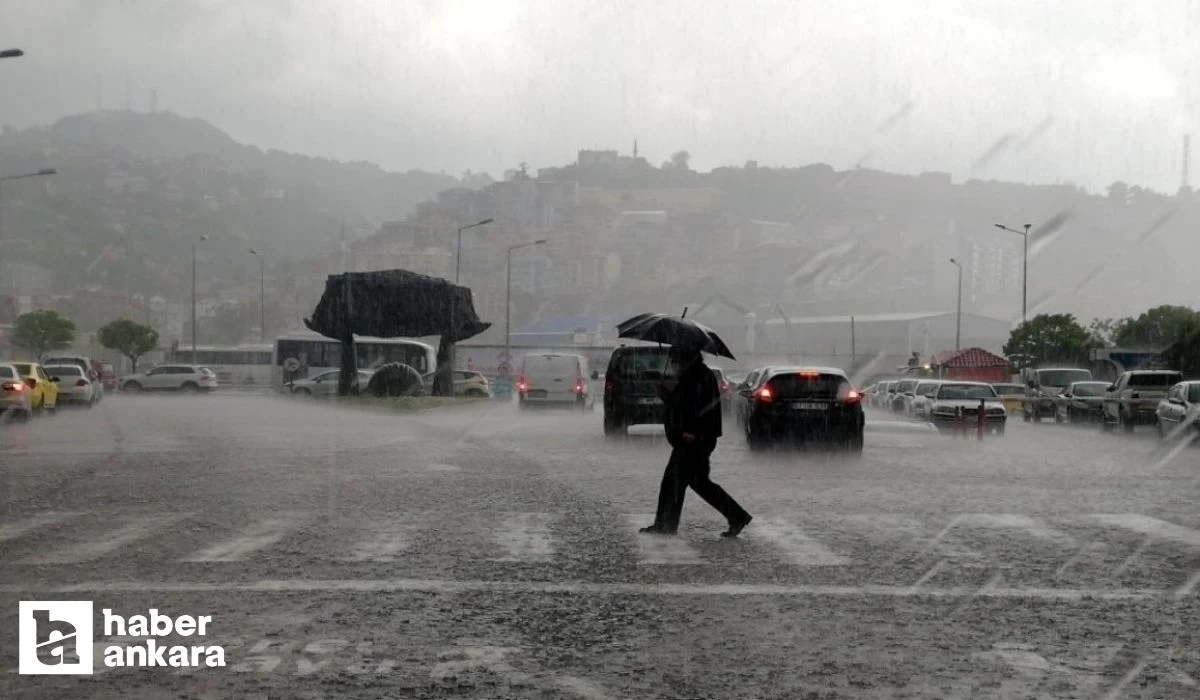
[518,353,594,410]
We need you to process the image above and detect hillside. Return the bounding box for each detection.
[0,111,457,300]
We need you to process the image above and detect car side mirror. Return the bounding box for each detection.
[1107,384,1117,392]
[1170,397,1185,405]
[924,393,934,399]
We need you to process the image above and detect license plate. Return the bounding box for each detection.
[638,397,662,405]
[527,390,547,398]
[792,402,827,410]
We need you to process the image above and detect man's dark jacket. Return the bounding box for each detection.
[663,359,723,449]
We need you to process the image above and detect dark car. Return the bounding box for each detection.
[741,367,864,453]
[1055,381,1110,424]
[602,346,672,436]
[1103,370,1184,432]
[1156,381,1200,439]
[711,366,735,415]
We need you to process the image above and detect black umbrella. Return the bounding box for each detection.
[616,313,736,360]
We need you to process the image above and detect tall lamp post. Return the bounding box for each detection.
[455,218,494,284]
[949,258,962,350]
[249,248,265,342]
[439,217,492,396]
[993,222,1031,324]
[191,235,208,364]
[506,239,547,364]
[0,168,57,295]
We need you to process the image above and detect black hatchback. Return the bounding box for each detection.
[740,367,864,452]
[603,346,672,436]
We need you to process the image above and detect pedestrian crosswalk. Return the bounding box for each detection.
[2,509,1200,572]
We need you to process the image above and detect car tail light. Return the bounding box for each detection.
[76,379,89,387]
[575,377,586,394]
[604,378,617,400]
[756,385,773,402]
[517,375,528,392]
[845,389,862,405]
[2,381,25,392]
[799,371,819,378]
[720,382,731,393]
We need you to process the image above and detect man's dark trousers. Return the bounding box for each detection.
[653,440,750,532]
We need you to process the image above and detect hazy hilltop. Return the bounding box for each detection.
[0,110,457,300]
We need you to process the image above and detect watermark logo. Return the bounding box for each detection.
[18,600,94,675]
[17,602,225,674]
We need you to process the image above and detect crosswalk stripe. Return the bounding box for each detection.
[344,523,415,562]
[624,515,704,564]
[842,514,979,559]
[21,514,182,564]
[183,516,300,562]
[1089,514,1200,547]
[0,511,81,544]
[490,513,555,563]
[955,514,1076,546]
[754,518,849,566]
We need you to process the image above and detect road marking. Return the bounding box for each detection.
[556,676,618,699]
[0,511,81,544]
[754,518,849,566]
[21,514,181,564]
[956,514,1076,546]
[490,513,555,563]
[0,578,1174,601]
[908,559,949,592]
[1090,514,1200,547]
[344,523,415,562]
[843,514,979,559]
[183,516,300,562]
[624,515,703,564]
[1174,570,1200,599]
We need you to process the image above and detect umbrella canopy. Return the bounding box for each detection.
[616,313,736,360]
[304,269,491,343]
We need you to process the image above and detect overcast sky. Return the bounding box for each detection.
[3,0,1198,192]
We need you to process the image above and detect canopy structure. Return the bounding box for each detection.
[304,269,491,395]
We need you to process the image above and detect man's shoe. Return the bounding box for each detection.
[639,524,676,535]
[720,515,752,538]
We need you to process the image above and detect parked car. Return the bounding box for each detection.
[892,379,920,413]
[1102,370,1184,433]
[874,380,899,409]
[518,353,594,411]
[43,364,97,407]
[711,367,735,415]
[420,370,492,397]
[908,380,944,420]
[991,383,1025,415]
[926,382,1007,435]
[1022,367,1093,422]
[290,369,374,396]
[43,355,102,402]
[732,366,778,429]
[0,363,33,420]
[603,346,671,435]
[1156,381,1200,440]
[1054,381,1110,424]
[121,365,219,393]
[9,361,59,415]
[741,367,864,452]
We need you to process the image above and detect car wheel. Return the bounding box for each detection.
[1101,416,1114,432]
[603,412,624,436]
[845,430,864,455]
[1023,410,1032,423]
[746,425,768,451]
[1032,411,1042,423]
[1121,412,1135,433]
[465,389,487,397]
[1157,420,1167,439]
[181,382,200,393]
[294,387,312,397]
[123,382,142,394]
[1054,410,1063,424]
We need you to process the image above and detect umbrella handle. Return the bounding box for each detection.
[681,306,688,318]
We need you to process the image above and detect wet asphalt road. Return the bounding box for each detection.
[1,394,1199,699]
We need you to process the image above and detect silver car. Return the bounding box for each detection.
[289,369,374,396]
[43,364,97,406]
[0,363,33,419]
[121,365,219,393]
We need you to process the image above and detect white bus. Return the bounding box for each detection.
[271,331,437,387]
[164,344,274,386]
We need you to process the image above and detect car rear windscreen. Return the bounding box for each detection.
[1071,383,1108,397]
[44,366,83,376]
[612,351,669,379]
[1037,369,1091,386]
[524,355,579,375]
[0,366,15,379]
[767,373,847,399]
[1190,385,1200,403]
[1129,373,1182,388]
[938,384,998,400]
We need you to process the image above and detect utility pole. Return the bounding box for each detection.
[191,235,208,364]
[994,222,1032,323]
[949,258,963,350]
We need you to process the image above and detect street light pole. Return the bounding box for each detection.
[994,222,1032,324]
[506,240,548,366]
[249,249,265,342]
[191,235,208,364]
[454,217,494,284]
[949,258,962,350]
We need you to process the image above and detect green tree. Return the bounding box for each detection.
[1163,315,1200,378]
[1113,305,1200,348]
[1086,317,1123,347]
[1003,313,1090,370]
[11,310,76,360]
[98,318,159,373]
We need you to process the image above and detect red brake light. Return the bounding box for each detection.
[845,389,862,405]
[575,377,586,393]
[756,385,773,402]
[2,381,25,392]
[799,371,819,378]
[604,378,617,399]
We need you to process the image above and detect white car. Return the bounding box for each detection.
[43,355,103,402]
[121,365,219,393]
[908,380,943,421]
[927,381,1008,435]
[0,363,33,419]
[517,353,595,410]
[43,364,97,407]
[290,369,374,396]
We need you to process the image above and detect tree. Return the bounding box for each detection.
[11,310,76,360]
[664,150,691,171]
[1086,317,1124,348]
[1163,315,1200,378]
[1003,313,1090,370]
[98,318,159,373]
[1113,305,1200,349]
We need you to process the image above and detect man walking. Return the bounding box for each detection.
[641,347,752,537]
